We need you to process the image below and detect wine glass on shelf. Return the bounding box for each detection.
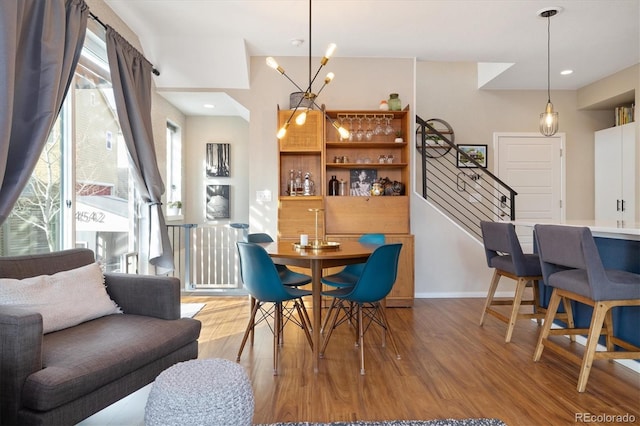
[338,115,348,141]
[374,116,383,135]
[355,116,364,141]
[384,115,394,135]
[365,115,374,141]
[347,115,355,141]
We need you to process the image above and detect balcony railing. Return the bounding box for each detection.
[167,224,246,293]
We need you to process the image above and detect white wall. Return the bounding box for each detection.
[91,0,637,296]
[183,116,250,225]
[411,195,493,297]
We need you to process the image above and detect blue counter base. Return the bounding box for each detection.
[538,236,640,350]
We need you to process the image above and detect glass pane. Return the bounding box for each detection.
[74,29,134,272]
[0,123,63,255]
[166,122,182,216]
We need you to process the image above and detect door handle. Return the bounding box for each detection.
[617,200,621,211]
[621,199,625,212]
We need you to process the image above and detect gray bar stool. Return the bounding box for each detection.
[533,224,640,392]
[479,221,571,342]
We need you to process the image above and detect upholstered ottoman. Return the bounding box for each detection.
[145,358,254,426]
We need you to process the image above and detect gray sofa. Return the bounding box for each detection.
[0,249,202,426]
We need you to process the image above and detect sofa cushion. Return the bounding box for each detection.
[0,262,121,333]
[21,314,202,411]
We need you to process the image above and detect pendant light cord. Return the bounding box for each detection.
[308,0,312,94]
[546,14,551,103]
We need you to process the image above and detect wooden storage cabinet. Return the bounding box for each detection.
[325,196,409,234]
[278,109,324,197]
[278,197,324,241]
[322,234,414,307]
[277,107,414,305]
[278,109,323,152]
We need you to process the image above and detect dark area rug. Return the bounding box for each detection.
[258,419,507,426]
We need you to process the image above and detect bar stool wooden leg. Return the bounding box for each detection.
[534,289,562,361]
[604,308,615,352]
[562,297,576,342]
[480,270,501,326]
[532,280,543,325]
[577,302,609,392]
[505,277,528,342]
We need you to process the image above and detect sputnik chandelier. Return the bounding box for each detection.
[266,0,349,140]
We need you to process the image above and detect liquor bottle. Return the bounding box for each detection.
[328,175,339,196]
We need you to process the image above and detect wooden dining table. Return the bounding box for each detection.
[261,240,375,372]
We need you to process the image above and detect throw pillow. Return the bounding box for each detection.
[0,262,122,333]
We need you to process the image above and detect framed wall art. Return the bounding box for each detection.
[457,144,487,168]
[206,143,230,177]
[349,169,377,196]
[206,184,230,220]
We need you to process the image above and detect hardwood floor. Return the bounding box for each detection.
[186,296,639,426]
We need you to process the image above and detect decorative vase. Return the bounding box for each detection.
[388,93,401,111]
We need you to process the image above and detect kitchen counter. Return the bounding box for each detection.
[511,219,640,241]
[511,219,640,349]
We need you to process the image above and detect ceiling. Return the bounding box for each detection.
[103,0,639,117]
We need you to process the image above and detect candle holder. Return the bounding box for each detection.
[293,208,340,250]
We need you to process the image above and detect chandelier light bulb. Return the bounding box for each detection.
[266,57,285,74]
[277,122,290,139]
[325,43,336,58]
[324,72,335,85]
[337,124,350,139]
[295,110,308,125]
[320,43,336,66]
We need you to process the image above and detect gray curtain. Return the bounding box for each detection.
[105,26,173,272]
[0,0,88,225]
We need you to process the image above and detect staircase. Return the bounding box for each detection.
[415,115,517,240]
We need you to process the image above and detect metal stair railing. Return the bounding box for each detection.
[415,116,517,239]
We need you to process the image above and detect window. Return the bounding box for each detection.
[166,121,182,215]
[1,20,137,271]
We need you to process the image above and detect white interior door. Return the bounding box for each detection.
[494,133,565,251]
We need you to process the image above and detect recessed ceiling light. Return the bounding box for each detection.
[560,69,573,75]
[203,104,215,109]
[537,6,563,18]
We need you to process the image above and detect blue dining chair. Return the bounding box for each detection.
[320,243,403,375]
[246,233,312,337]
[533,224,640,392]
[236,242,313,375]
[320,233,385,333]
[321,233,386,288]
[247,233,312,287]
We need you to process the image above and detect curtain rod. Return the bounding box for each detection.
[89,12,160,76]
